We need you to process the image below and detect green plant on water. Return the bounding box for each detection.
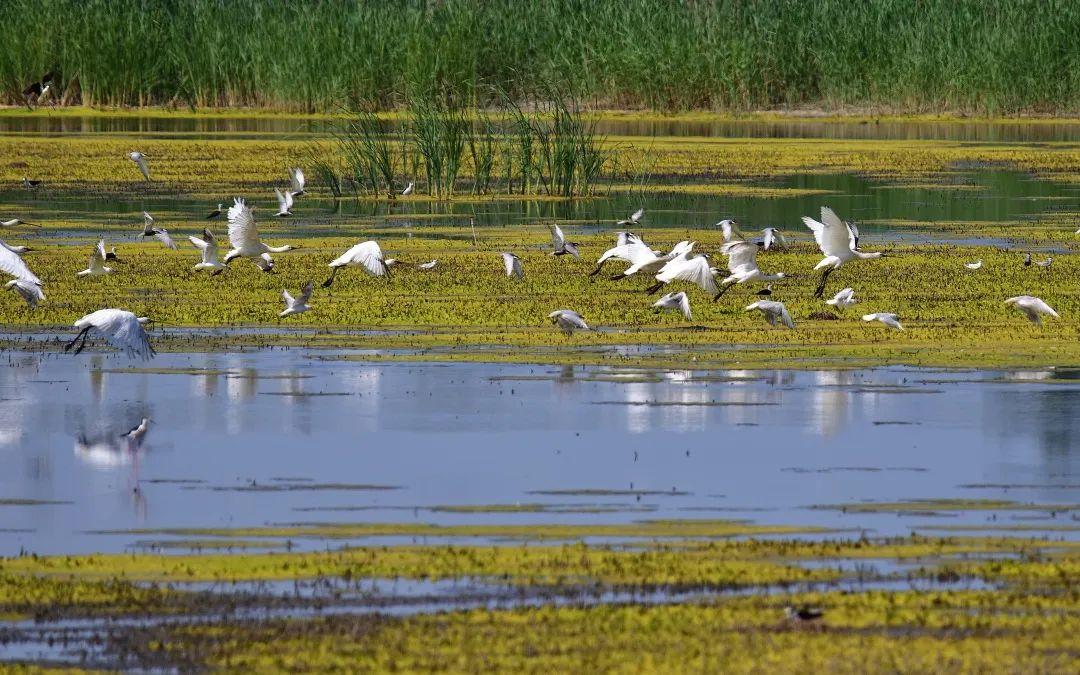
[408,89,468,198]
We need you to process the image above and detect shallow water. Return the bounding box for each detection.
[0,351,1077,555]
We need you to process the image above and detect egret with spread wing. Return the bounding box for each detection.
[803,206,882,297]
[280,281,314,318]
[223,198,297,272]
[323,241,388,287]
[65,309,155,359]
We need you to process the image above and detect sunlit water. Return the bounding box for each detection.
[0,350,1077,555]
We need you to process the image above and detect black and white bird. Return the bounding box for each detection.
[784,606,824,623]
[549,309,589,335]
[755,284,773,297]
[288,167,306,197]
[616,207,644,227]
[274,187,294,217]
[1005,296,1058,325]
[280,281,314,318]
[716,219,742,243]
[762,227,787,250]
[189,228,225,274]
[139,212,177,249]
[549,224,580,258]
[223,198,297,272]
[502,252,524,279]
[77,240,113,277]
[803,206,883,298]
[713,240,786,300]
[401,182,414,196]
[206,203,223,219]
[745,300,795,329]
[825,287,857,310]
[22,71,56,107]
[653,291,692,321]
[122,418,151,446]
[323,241,388,287]
[65,309,155,359]
[128,152,151,181]
[862,312,904,331]
[22,177,41,189]
[1022,252,1032,267]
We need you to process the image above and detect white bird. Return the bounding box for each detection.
[1,241,32,255]
[549,224,580,258]
[206,203,223,219]
[1,218,35,228]
[139,212,177,249]
[803,206,883,297]
[862,312,904,331]
[616,208,644,226]
[1005,296,1058,325]
[1034,256,1053,270]
[280,281,314,318]
[324,241,387,287]
[549,309,589,335]
[417,259,438,270]
[762,227,787,250]
[616,231,642,247]
[0,238,40,283]
[613,240,695,281]
[745,300,795,329]
[122,418,151,445]
[274,187,294,217]
[653,291,692,320]
[647,254,718,297]
[401,182,414,196]
[189,228,225,274]
[77,239,113,277]
[5,279,44,308]
[591,234,655,277]
[289,167,306,197]
[223,198,297,272]
[713,240,786,299]
[965,260,983,270]
[502,252,524,279]
[825,287,857,310]
[128,152,150,181]
[717,219,742,243]
[65,309,155,359]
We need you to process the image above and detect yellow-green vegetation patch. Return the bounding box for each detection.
[0,570,182,621]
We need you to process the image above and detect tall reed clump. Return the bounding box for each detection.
[0,1,1076,114]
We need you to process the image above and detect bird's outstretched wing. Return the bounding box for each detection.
[8,279,43,307]
[631,208,644,222]
[298,280,314,304]
[282,288,295,307]
[339,241,386,276]
[502,252,523,278]
[154,229,177,250]
[0,238,40,283]
[660,256,718,294]
[289,167,305,194]
[275,187,293,213]
[98,311,155,360]
[721,241,759,275]
[227,198,261,250]
[549,224,566,250]
[804,207,853,257]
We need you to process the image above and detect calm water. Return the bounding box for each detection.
[0,351,1077,556]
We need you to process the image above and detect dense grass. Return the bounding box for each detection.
[1,1,1078,113]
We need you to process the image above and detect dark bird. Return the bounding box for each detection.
[206,203,223,219]
[1023,252,1032,267]
[756,284,773,297]
[22,177,41,189]
[22,71,56,107]
[785,606,824,623]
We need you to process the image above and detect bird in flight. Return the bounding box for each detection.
[1005,296,1058,325]
[745,300,795,329]
[139,212,177,249]
[803,206,883,298]
[77,240,113,277]
[65,309,155,360]
[549,224,580,258]
[324,241,388,287]
[825,287,857,310]
[274,187,294,217]
[189,228,225,274]
[289,167,306,197]
[501,252,524,279]
[223,198,297,272]
[653,291,692,321]
[549,309,589,335]
[280,281,314,318]
[616,207,644,227]
[128,152,151,181]
[862,312,904,331]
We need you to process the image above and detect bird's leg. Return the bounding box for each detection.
[321,267,338,288]
[588,262,606,277]
[644,281,664,296]
[712,282,735,302]
[64,327,90,353]
[73,332,90,355]
[813,268,833,298]
[609,273,627,282]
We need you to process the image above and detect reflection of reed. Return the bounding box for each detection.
[807,370,854,438]
[89,355,106,402]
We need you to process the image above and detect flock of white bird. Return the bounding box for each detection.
[0,154,1063,360]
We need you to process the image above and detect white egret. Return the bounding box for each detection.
[803,206,883,297]
[549,309,589,335]
[591,233,654,277]
[280,281,314,318]
[128,152,150,181]
[616,208,644,226]
[549,224,580,258]
[762,227,787,250]
[745,300,795,329]
[401,182,414,196]
[323,240,387,287]
[862,312,904,331]
[1005,296,1058,325]
[289,167,306,196]
[502,252,524,279]
[716,219,742,243]
[825,287,857,310]
[77,240,113,277]
[965,260,983,270]
[417,259,438,270]
[653,291,692,320]
[65,309,155,359]
[1,218,35,227]
[5,279,43,308]
[274,187,294,217]
[646,253,718,297]
[0,239,40,293]
[1,241,32,255]
[612,240,694,281]
[139,212,177,249]
[206,203,223,219]
[223,198,297,272]
[189,228,225,274]
[713,240,786,299]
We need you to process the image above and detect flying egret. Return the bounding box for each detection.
[612,240,695,281]
[825,287,857,310]
[417,259,438,270]
[803,206,883,297]
[77,240,113,277]
[274,187,294,217]
[128,152,151,181]
[1005,296,1058,325]
[22,177,41,189]
[549,224,580,258]
[762,227,787,250]
[223,198,297,272]
[189,228,225,274]
[591,233,655,277]
[0,239,41,290]
[1034,256,1053,270]
[965,260,983,270]
[653,291,692,320]
[5,278,43,308]
[646,254,718,297]
[549,309,589,335]
[1,218,35,228]
[713,240,786,300]
[716,219,742,243]
[206,203,223,219]
[323,240,387,287]
[862,312,904,331]
[65,309,155,359]
[402,182,414,196]
[2,242,31,255]
[289,167,306,196]
[139,212,177,249]
[501,252,524,279]
[280,281,314,318]
[745,300,795,329]
[616,207,644,227]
